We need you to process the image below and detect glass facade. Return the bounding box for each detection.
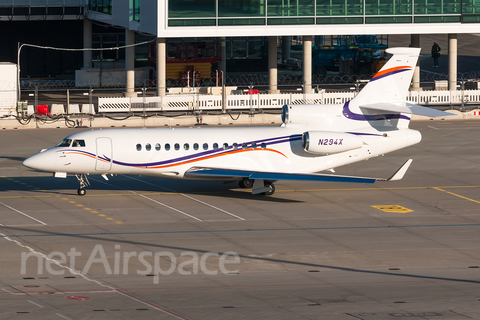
[168,0,216,18]
[218,0,266,17]
[89,0,112,15]
[133,0,140,21]
[316,0,363,16]
[267,0,315,16]
[165,0,479,26]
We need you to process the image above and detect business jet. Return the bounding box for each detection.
[23,47,452,196]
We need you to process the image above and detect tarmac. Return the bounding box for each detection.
[1,119,480,319]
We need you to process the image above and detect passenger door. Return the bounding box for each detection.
[95,137,112,171]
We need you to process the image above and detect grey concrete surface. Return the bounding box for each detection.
[1,120,480,319]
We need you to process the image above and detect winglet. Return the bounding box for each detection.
[381,159,413,181]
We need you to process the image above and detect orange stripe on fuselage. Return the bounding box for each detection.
[146,148,287,169]
[65,152,109,163]
[372,65,411,79]
[65,152,96,159]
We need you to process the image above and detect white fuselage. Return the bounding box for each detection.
[24,103,421,180]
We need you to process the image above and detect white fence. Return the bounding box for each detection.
[96,89,480,113]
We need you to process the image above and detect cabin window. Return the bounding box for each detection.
[56,139,72,147]
[136,144,142,151]
[72,140,86,147]
[242,142,248,150]
[233,143,238,150]
[251,142,257,149]
[213,143,219,150]
[184,143,189,150]
[203,143,208,150]
[174,143,180,151]
[193,143,199,150]
[146,143,152,151]
[223,143,229,150]
[261,142,266,149]
[155,143,161,151]
[165,143,171,151]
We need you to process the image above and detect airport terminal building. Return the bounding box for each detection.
[1,0,480,95]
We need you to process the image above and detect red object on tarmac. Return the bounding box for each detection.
[36,105,50,116]
[65,295,90,301]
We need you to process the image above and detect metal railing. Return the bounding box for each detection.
[95,90,480,114]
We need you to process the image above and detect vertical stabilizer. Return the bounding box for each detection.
[350,47,420,108]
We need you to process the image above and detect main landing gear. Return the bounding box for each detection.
[238,178,254,189]
[75,174,90,196]
[262,181,275,196]
[238,178,275,196]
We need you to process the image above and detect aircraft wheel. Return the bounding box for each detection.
[262,182,275,196]
[77,188,86,196]
[238,179,254,189]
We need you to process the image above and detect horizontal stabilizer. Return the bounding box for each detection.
[185,160,414,185]
[360,102,455,117]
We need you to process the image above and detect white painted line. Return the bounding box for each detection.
[90,178,203,222]
[0,232,114,291]
[122,175,175,192]
[2,288,25,295]
[428,126,439,129]
[137,193,203,221]
[123,175,245,220]
[181,194,245,220]
[27,300,44,308]
[0,234,183,318]
[0,201,47,226]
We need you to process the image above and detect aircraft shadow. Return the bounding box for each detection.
[0,175,302,203]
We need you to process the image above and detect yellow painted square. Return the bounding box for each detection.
[372,205,413,213]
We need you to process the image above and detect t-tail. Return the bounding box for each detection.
[347,47,453,124]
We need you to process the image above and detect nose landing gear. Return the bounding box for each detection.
[75,174,90,196]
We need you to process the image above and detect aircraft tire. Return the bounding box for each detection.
[262,182,275,196]
[238,179,254,189]
[77,188,86,196]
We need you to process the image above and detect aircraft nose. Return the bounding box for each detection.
[23,150,55,172]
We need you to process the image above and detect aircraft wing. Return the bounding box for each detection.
[185,159,413,184]
[360,102,455,117]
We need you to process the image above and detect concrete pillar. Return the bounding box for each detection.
[268,36,278,94]
[303,35,312,94]
[157,37,166,97]
[410,34,421,91]
[448,33,457,91]
[282,36,291,61]
[83,19,92,69]
[219,37,226,75]
[125,29,136,97]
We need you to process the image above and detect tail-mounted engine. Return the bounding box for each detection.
[282,104,326,125]
[302,131,363,155]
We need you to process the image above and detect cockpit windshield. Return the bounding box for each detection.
[72,140,86,147]
[55,139,86,147]
[56,139,72,147]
